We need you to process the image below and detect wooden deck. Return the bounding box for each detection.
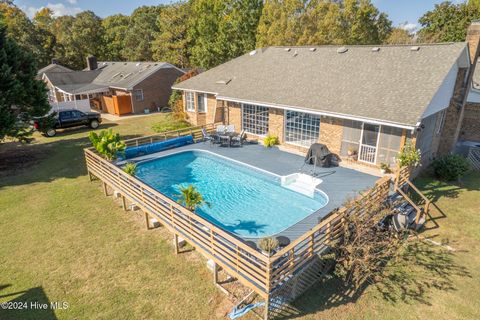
[124,141,379,242]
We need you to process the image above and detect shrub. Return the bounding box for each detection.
[123,162,137,176]
[380,163,392,173]
[432,154,470,181]
[397,142,421,167]
[258,237,279,254]
[263,134,279,148]
[88,129,126,160]
[151,114,190,133]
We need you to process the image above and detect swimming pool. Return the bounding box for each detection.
[135,150,328,238]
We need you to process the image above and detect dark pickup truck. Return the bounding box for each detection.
[33,109,102,137]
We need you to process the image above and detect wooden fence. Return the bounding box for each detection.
[84,124,398,319]
[394,166,430,224]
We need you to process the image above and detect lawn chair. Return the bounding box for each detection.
[202,128,219,145]
[226,124,235,133]
[216,125,226,133]
[231,130,246,147]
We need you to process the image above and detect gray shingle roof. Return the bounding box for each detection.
[37,63,72,77]
[173,43,467,127]
[44,61,182,94]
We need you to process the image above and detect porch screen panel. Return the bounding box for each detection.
[242,104,269,135]
[285,111,321,147]
[340,120,362,156]
[377,126,403,166]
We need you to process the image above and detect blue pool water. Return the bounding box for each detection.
[135,150,328,238]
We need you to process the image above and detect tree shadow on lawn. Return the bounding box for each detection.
[273,241,471,319]
[0,284,57,320]
[0,129,142,189]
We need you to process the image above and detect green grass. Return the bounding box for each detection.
[0,113,479,319]
[151,113,191,133]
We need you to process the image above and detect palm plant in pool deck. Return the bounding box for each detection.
[397,142,421,168]
[263,134,279,148]
[178,185,210,211]
[88,129,126,161]
[258,237,279,256]
[123,162,137,176]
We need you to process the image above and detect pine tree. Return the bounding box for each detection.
[0,19,50,142]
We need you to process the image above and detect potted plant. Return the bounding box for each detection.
[258,237,279,256]
[347,147,357,157]
[379,163,391,174]
[263,134,279,148]
[88,129,126,161]
[177,185,211,212]
[397,142,421,168]
[123,162,137,176]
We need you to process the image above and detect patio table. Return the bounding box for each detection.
[218,132,239,147]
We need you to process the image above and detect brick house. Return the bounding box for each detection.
[173,25,480,169]
[42,56,184,116]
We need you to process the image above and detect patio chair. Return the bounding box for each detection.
[231,130,246,147]
[226,124,235,133]
[216,125,226,133]
[202,128,219,145]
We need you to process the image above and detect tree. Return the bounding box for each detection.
[386,28,414,45]
[123,6,163,61]
[32,8,57,67]
[418,1,480,43]
[0,2,42,62]
[102,14,129,61]
[256,0,305,47]
[153,2,191,67]
[189,0,263,69]
[0,20,50,142]
[297,0,344,45]
[53,11,105,69]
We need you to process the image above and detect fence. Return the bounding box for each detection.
[394,166,430,224]
[84,124,398,319]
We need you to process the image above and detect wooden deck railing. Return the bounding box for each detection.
[267,176,392,293]
[84,124,396,313]
[394,166,430,223]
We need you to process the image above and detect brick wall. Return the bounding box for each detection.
[184,93,222,126]
[437,68,468,155]
[460,103,480,141]
[318,116,343,155]
[269,108,284,142]
[132,67,184,114]
[226,101,242,131]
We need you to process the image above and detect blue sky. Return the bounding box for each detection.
[16,0,453,31]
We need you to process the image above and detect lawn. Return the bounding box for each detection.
[0,113,479,319]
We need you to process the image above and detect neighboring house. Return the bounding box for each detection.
[173,24,480,169]
[42,56,185,115]
[36,59,72,79]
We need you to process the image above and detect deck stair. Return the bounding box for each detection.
[280,173,322,198]
[388,192,426,231]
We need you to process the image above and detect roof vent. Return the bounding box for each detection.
[284,48,291,52]
[309,48,317,52]
[136,62,141,66]
[216,78,232,85]
[249,50,257,56]
[293,50,298,57]
[372,47,380,52]
[410,46,420,51]
[337,47,348,54]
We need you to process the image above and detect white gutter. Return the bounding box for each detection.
[217,95,417,130]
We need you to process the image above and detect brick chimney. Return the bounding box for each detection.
[466,20,480,64]
[86,55,98,70]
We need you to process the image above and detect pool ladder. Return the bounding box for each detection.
[300,156,318,176]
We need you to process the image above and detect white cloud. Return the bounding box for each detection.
[22,3,82,18]
[399,22,418,34]
[66,0,77,4]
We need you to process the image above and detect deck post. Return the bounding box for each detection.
[88,171,94,181]
[213,262,219,284]
[173,234,179,254]
[264,297,270,320]
[121,195,127,211]
[102,182,108,196]
[145,212,151,230]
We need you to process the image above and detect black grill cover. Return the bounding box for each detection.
[305,143,333,167]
